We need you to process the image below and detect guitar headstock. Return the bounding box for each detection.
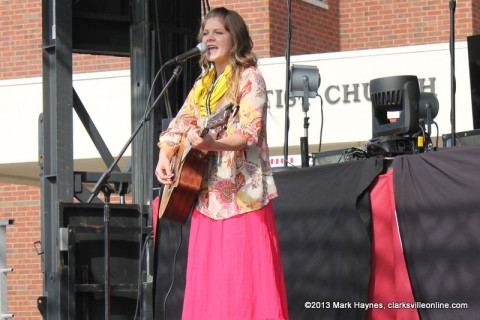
[199,102,239,137]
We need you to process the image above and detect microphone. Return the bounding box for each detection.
[165,43,207,65]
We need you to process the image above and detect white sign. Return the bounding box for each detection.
[0,42,474,166]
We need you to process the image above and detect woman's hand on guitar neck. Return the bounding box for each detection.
[155,148,175,185]
[187,128,216,150]
[188,129,247,152]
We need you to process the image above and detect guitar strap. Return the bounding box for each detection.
[205,75,223,116]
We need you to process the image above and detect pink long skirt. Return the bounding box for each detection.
[181,202,289,320]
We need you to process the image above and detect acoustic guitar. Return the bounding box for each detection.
[158,102,238,224]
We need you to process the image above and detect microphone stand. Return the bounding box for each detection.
[300,77,310,168]
[449,0,456,146]
[283,0,292,168]
[87,65,184,320]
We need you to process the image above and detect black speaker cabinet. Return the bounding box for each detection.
[59,202,151,319]
[442,129,480,148]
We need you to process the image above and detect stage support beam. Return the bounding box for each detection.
[131,0,154,207]
[39,0,74,318]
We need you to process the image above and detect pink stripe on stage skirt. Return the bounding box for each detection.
[181,202,289,320]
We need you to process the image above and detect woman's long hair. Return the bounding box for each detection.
[197,7,257,103]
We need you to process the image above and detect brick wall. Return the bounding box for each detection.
[270,0,340,56]
[340,0,475,51]
[3,0,478,81]
[0,183,42,319]
[210,0,340,57]
[1,0,41,79]
[0,0,340,80]
[473,0,480,35]
[0,0,130,80]
[208,1,271,58]
[72,54,130,75]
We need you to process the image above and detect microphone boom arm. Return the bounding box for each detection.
[87,65,184,203]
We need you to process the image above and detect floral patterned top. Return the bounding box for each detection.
[158,66,278,220]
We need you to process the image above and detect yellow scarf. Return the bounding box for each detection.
[194,65,232,117]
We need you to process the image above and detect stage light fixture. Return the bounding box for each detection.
[289,64,321,167]
[367,75,441,157]
[369,75,420,138]
[290,64,321,102]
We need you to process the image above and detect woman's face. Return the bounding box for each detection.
[202,17,232,74]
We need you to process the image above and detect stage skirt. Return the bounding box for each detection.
[181,201,289,320]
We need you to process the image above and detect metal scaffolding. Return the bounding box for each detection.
[38,0,200,318]
[0,219,15,319]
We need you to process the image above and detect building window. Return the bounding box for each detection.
[301,0,328,9]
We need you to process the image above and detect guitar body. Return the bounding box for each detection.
[159,141,209,224]
[158,102,238,224]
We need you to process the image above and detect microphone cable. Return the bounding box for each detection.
[317,93,324,154]
[163,224,184,320]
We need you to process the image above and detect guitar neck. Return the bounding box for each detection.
[198,102,235,138]
[198,127,210,138]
